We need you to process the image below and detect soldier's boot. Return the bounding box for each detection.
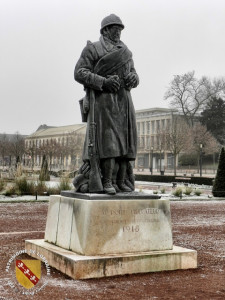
[101,158,116,195]
[117,160,132,192]
[124,178,135,191]
[117,180,132,192]
[103,179,116,195]
[112,180,121,193]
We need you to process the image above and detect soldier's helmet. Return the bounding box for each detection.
[100,14,124,34]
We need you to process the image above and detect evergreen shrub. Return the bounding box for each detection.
[212,147,225,197]
[39,155,50,181]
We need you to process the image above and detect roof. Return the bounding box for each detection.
[135,107,179,120]
[26,124,86,139]
[135,107,177,114]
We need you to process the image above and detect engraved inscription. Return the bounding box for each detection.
[95,207,161,228]
[123,225,139,232]
[131,208,159,215]
[102,208,160,216]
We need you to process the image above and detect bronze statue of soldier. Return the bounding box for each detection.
[73,14,139,195]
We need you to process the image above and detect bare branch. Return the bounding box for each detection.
[164,71,225,126]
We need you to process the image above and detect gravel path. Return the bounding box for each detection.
[0,200,225,300]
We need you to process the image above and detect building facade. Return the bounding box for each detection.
[135,108,179,171]
[25,108,182,171]
[25,124,86,170]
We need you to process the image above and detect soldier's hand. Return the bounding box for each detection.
[125,72,137,88]
[103,75,120,92]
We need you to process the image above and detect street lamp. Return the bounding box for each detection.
[151,146,154,175]
[200,144,203,177]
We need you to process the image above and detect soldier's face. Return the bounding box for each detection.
[106,25,122,43]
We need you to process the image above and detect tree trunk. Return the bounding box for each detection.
[173,153,177,176]
[159,150,162,171]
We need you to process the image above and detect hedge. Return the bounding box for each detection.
[135,174,213,186]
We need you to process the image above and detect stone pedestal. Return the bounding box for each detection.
[25,192,197,279]
[45,193,172,255]
[25,240,197,280]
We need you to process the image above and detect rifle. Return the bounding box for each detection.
[88,89,103,192]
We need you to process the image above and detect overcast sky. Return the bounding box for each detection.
[1,0,225,134]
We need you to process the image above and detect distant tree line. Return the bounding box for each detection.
[0,131,84,171]
[0,132,25,167]
[25,132,84,170]
[152,117,218,175]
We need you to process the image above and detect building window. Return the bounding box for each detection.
[141,122,145,135]
[156,136,160,149]
[151,121,155,134]
[147,122,150,134]
[167,119,171,130]
[156,120,160,132]
[137,123,140,135]
[151,136,154,147]
[138,137,141,147]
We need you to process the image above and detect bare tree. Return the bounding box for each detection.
[9,132,25,167]
[35,132,84,171]
[155,128,167,172]
[25,141,36,170]
[66,132,84,169]
[0,134,10,167]
[39,139,61,171]
[165,116,191,175]
[189,123,219,158]
[164,71,225,126]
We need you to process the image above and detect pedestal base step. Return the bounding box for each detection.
[25,239,197,280]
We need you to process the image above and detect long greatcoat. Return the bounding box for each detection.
[74,36,139,161]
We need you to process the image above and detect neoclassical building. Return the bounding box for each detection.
[25,108,181,171]
[25,124,86,170]
[135,107,179,170]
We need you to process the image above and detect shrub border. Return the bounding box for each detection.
[135,174,213,186]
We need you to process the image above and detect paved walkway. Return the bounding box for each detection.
[0,195,49,202]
